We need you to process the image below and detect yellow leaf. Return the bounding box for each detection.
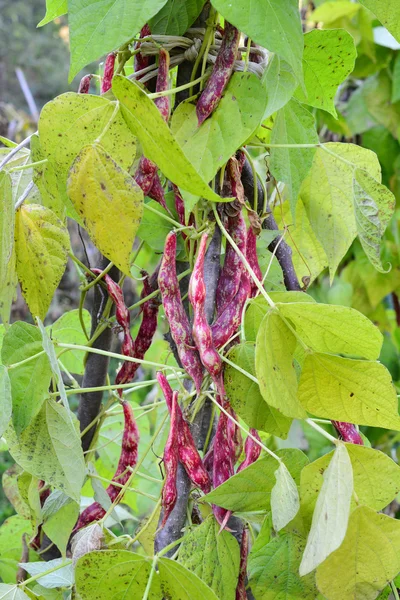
[67,144,143,276]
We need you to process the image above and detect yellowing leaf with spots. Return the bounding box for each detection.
[15,204,69,320]
[67,144,143,277]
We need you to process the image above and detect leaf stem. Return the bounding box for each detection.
[20,559,72,588]
[148,74,207,99]
[0,133,34,171]
[391,580,400,600]
[7,350,46,370]
[305,418,338,444]
[142,555,158,600]
[8,159,48,173]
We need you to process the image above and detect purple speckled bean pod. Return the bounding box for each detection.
[227,157,245,205]
[236,528,249,600]
[134,24,152,84]
[332,421,363,445]
[158,233,204,393]
[147,172,169,212]
[216,211,247,317]
[74,401,139,531]
[172,184,186,228]
[101,52,116,94]
[237,428,261,472]
[212,409,234,526]
[246,227,262,297]
[189,233,223,385]
[211,270,251,349]
[161,391,179,526]
[78,74,93,94]
[154,48,170,121]
[196,22,241,126]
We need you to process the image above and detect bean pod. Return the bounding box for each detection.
[332,421,363,445]
[101,52,116,94]
[161,391,179,526]
[216,212,247,317]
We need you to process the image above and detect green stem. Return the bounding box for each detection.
[305,418,338,444]
[142,555,158,600]
[220,354,259,384]
[148,74,207,99]
[20,560,72,588]
[95,102,120,145]
[127,498,161,547]
[7,350,46,370]
[391,581,400,600]
[144,202,186,229]
[81,261,115,292]
[8,159,48,172]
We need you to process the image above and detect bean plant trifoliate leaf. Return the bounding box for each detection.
[67,144,143,277]
[316,506,400,600]
[271,462,300,531]
[211,0,304,84]
[299,443,353,576]
[295,29,357,117]
[298,352,400,430]
[112,75,229,203]
[14,204,69,320]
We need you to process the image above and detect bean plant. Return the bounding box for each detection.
[1,1,400,599]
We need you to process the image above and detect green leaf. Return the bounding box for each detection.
[68,0,168,79]
[14,205,70,320]
[178,516,240,600]
[203,449,308,513]
[38,93,137,178]
[6,398,85,502]
[42,491,80,556]
[310,1,361,24]
[20,558,74,588]
[0,585,30,600]
[0,171,17,326]
[244,292,315,342]
[271,463,300,531]
[1,322,52,435]
[301,444,400,529]
[2,465,30,519]
[113,75,227,203]
[0,366,11,438]
[37,0,68,26]
[298,352,400,430]
[269,99,318,214]
[358,0,400,42]
[37,318,69,411]
[353,168,395,272]
[224,342,292,437]
[49,309,91,375]
[278,302,383,359]
[172,73,268,186]
[300,443,353,576]
[158,557,219,600]
[300,142,381,280]
[316,506,400,600]
[248,532,318,600]
[0,516,33,584]
[137,193,184,255]
[75,550,159,599]
[150,0,205,35]
[255,311,306,419]
[30,134,65,220]
[295,29,357,117]
[67,144,143,277]
[261,55,298,120]
[211,0,304,83]
[392,53,400,103]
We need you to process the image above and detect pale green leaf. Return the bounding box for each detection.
[30,134,65,220]
[0,516,33,584]
[273,199,328,284]
[255,312,306,419]
[211,0,304,82]
[71,524,104,566]
[316,506,400,600]
[392,53,400,103]
[301,444,400,529]
[358,0,400,42]
[158,557,219,600]
[203,449,308,513]
[150,0,205,35]
[300,142,381,280]
[278,302,383,359]
[270,98,318,214]
[49,309,91,375]
[21,559,74,588]
[6,398,86,502]
[2,465,30,519]
[248,532,317,600]
[0,585,30,600]
[300,443,353,576]
[42,492,80,556]
[0,366,11,438]
[224,342,292,438]
[172,73,268,186]
[68,0,168,79]
[298,352,400,430]
[113,75,227,203]
[1,322,52,435]
[14,205,70,320]
[37,318,69,411]
[261,55,297,120]
[137,193,185,255]
[295,28,357,116]
[38,0,67,26]
[271,462,300,531]
[310,1,361,24]
[353,168,395,272]
[178,516,240,600]
[0,172,17,326]
[67,144,143,277]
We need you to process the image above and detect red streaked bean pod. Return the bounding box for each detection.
[212,409,234,526]
[211,270,251,349]
[236,528,249,600]
[196,22,241,126]
[158,232,204,393]
[74,401,139,531]
[246,228,262,297]
[134,24,152,81]
[332,421,363,445]
[189,233,223,382]
[227,157,245,205]
[172,184,186,228]
[154,48,170,121]
[78,74,93,94]
[161,391,179,526]
[147,172,168,212]
[101,52,116,94]
[237,429,262,472]
[216,212,247,317]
